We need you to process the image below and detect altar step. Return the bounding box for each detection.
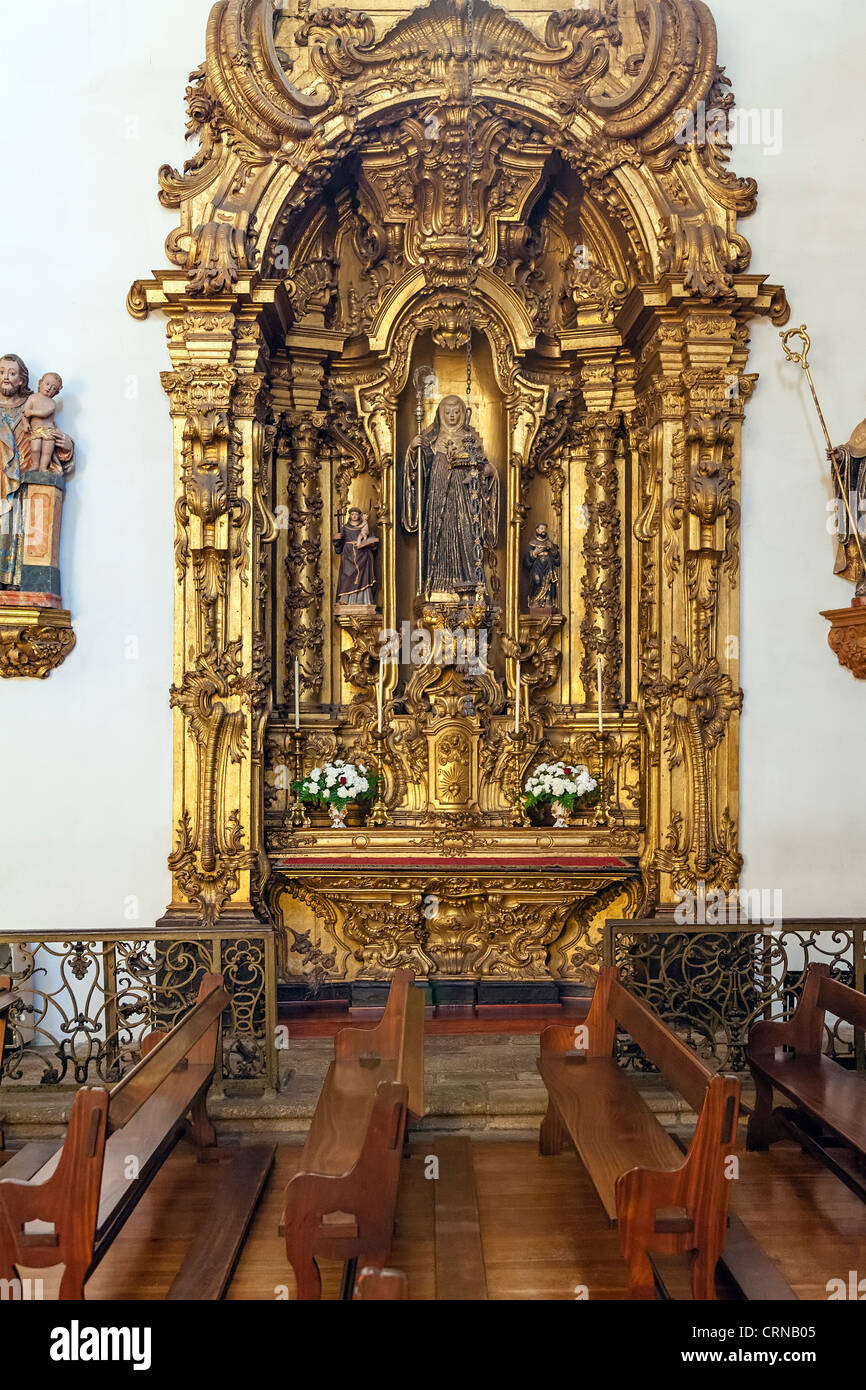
[0,1036,716,1142]
[278,979,592,1014]
[279,1000,588,1037]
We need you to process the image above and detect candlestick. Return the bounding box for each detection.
[289,728,310,828]
[508,726,529,827]
[370,727,390,827]
[593,730,614,827]
[596,654,603,735]
[515,659,521,734]
[294,657,300,732]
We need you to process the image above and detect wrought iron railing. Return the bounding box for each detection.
[604,917,866,1074]
[0,927,278,1093]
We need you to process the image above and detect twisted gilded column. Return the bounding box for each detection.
[580,411,622,707]
[283,411,327,704]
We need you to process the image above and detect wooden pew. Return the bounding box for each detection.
[747,962,866,1200]
[281,966,424,1301]
[0,973,229,1299]
[537,965,740,1300]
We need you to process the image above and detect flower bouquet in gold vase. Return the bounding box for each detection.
[292,759,378,829]
[523,760,600,828]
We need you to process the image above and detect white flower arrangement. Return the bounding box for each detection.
[295,758,376,808]
[523,760,599,813]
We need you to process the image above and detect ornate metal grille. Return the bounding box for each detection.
[0,929,277,1092]
[604,918,866,1073]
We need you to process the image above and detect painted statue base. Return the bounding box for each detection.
[334,603,378,617]
[0,590,64,610]
[0,604,75,678]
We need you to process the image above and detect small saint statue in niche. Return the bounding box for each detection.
[828,416,866,599]
[333,506,379,608]
[0,353,74,605]
[523,522,560,611]
[402,395,499,599]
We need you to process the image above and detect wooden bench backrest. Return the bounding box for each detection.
[334,968,424,1118]
[540,966,728,1116]
[607,974,716,1116]
[108,973,228,1132]
[752,964,866,1058]
[818,969,866,1032]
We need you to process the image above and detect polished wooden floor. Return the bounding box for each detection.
[82,1135,866,1301]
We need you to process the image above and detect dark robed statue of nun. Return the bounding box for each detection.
[402,395,499,598]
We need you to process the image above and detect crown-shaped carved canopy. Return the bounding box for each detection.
[130,0,786,326]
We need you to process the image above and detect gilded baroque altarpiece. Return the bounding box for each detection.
[130,0,787,997]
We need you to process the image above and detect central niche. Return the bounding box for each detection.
[396,329,507,680]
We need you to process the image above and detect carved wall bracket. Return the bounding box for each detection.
[0,608,76,680]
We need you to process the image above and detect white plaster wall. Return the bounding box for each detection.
[0,1,216,931]
[712,0,866,912]
[0,0,862,930]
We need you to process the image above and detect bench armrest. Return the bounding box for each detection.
[748,964,830,1059]
[748,1017,799,1056]
[539,1023,584,1056]
[615,1161,687,1231]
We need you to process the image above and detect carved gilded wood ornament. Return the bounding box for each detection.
[130,0,787,984]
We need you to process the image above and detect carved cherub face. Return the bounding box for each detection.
[39,373,62,398]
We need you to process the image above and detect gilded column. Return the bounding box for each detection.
[284,411,327,706]
[634,306,748,909]
[158,297,276,930]
[580,411,622,706]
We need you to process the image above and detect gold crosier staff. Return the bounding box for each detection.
[781,325,866,576]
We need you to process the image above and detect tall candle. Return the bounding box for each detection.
[515,660,521,734]
[377,661,384,734]
[596,654,603,735]
[294,657,300,731]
